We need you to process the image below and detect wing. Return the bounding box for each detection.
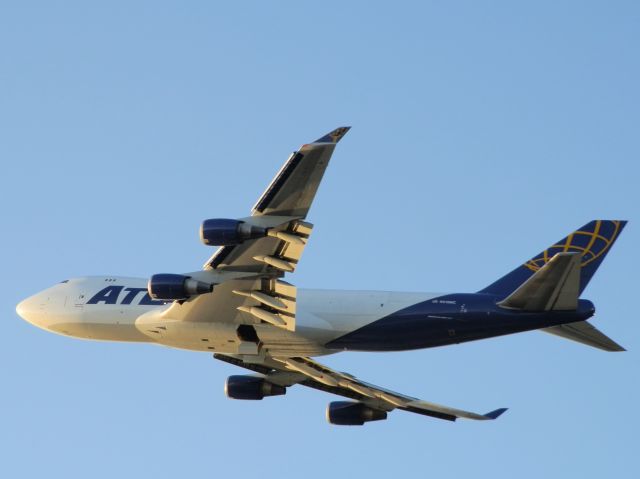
[215,354,507,422]
[204,126,350,273]
[160,127,350,327]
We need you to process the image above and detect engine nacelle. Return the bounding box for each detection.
[326,401,387,426]
[224,375,286,400]
[200,219,266,246]
[147,274,213,301]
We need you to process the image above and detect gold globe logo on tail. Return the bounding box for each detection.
[524,220,624,272]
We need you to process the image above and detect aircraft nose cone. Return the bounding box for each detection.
[16,297,35,322]
[16,295,46,328]
[16,298,29,319]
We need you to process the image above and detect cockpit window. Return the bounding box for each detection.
[59,280,69,283]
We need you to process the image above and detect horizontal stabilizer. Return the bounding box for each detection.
[498,252,581,311]
[542,320,625,352]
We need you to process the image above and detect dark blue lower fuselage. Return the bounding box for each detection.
[326,293,595,352]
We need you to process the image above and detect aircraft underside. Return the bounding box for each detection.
[17,127,626,425]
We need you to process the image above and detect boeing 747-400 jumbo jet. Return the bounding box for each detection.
[17,127,626,425]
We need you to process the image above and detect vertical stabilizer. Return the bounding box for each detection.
[480,220,626,299]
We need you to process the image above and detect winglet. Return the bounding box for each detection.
[313,126,351,144]
[484,408,508,420]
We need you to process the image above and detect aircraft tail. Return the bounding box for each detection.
[480,220,627,299]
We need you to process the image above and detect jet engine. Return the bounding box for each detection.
[147,274,214,301]
[200,219,266,246]
[224,375,286,400]
[326,401,387,426]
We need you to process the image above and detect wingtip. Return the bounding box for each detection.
[313,126,351,144]
[484,408,508,420]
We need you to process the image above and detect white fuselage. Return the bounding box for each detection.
[17,276,439,357]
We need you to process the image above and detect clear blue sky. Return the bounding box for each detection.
[2,2,638,477]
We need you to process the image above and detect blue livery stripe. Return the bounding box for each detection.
[326,293,595,351]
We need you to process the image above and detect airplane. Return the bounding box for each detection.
[17,127,627,426]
